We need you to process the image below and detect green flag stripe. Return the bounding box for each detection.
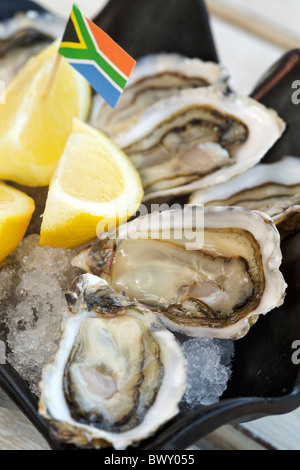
[59,5,126,89]
[71,5,96,51]
[59,46,127,89]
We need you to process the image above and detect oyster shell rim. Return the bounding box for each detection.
[38,274,187,450]
[114,86,286,202]
[72,206,287,340]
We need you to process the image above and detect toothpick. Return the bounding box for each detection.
[44,53,62,101]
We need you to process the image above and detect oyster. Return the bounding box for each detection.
[0,41,49,84]
[73,206,286,340]
[0,10,65,83]
[90,52,226,138]
[272,204,300,239]
[0,10,64,53]
[38,273,186,450]
[189,156,300,239]
[113,87,285,202]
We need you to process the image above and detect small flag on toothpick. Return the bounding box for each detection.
[58,4,136,109]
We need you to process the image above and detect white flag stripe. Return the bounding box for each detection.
[67,57,124,93]
[83,16,130,81]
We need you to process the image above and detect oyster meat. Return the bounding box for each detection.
[189,156,300,239]
[39,274,186,450]
[90,52,226,138]
[113,87,285,202]
[73,206,286,340]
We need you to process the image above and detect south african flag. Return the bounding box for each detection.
[58,4,136,109]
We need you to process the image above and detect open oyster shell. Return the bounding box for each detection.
[38,274,186,450]
[73,206,286,340]
[113,86,285,202]
[189,156,300,239]
[90,52,226,138]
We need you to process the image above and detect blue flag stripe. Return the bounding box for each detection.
[69,62,122,109]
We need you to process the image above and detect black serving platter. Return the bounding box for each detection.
[1,0,300,451]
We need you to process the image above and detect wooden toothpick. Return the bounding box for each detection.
[44,53,62,101]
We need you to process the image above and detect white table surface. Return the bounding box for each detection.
[1,0,300,451]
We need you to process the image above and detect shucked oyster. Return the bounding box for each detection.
[189,156,300,239]
[114,86,285,202]
[39,274,186,450]
[90,52,226,138]
[73,206,286,340]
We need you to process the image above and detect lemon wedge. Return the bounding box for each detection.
[0,182,35,263]
[40,118,144,249]
[0,41,91,187]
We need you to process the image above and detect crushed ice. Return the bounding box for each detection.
[182,337,234,407]
[0,235,235,405]
[0,235,80,396]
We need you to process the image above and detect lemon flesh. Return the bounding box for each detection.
[0,182,35,263]
[0,41,91,187]
[40,118,144,249]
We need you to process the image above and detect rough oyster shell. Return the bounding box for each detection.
[38,274,186,450]
[73,206,286,340]
[189,156,300,239]
[90,52,226,138]
[0,10,65,83]
[114,86,285,202]
[0,11,64,53]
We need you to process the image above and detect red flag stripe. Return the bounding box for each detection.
[85,18,136,78]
